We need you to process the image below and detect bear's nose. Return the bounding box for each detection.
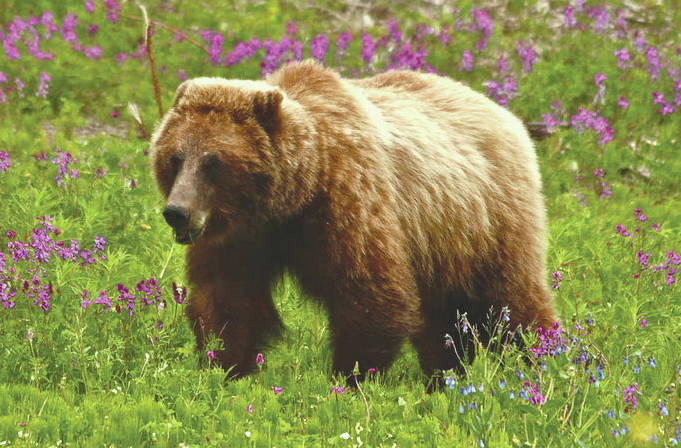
[163,205,191,231]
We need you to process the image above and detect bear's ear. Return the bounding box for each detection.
[253,89,283,135]
[172,81,190,109]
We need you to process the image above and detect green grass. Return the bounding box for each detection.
[1,0,680,446]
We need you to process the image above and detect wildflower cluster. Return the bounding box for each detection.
[570,107,614,145]
[1,216,104,312]
[530,322,570,358]
[614,208,678,285]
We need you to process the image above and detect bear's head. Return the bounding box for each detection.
[150,78,293,245]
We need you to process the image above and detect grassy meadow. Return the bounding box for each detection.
[0,0,680,446]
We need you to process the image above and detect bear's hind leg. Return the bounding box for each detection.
[326,277,423,383]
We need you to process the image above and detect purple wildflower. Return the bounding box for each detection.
[1,275,17,309]
[361,33,376,66]
[310,34,329,62]
[135,278,161,306]
[589,6,610,32]
[81,289,91,309]
[52,149,78,187]
[207,350,215,361]
[330,386,345,395]
[472,9,494,51]
[623,383,641,412]
[461,49,474,71]
[542,113,559,133]
[639,315,647,328]
[207,32,223,65]
[530,322,568,358]
[570,108,613,145]
[36,72,51,98]
[172,282,187,304]
[256,353,264,367]
[593,168,612,198]
[551,271,563,290]
[0,151,10,173]
[563,6,576,27]
[85,0,95,13]
[104,0,122,23]
[593,73,607,104]
[516,41,537,73]
[271,386,283,395]
[614,48,631,70]
[638,251,651,270]
[616,225,630,237]
[246,403,254,413]
[497,54,508,73]
[94,290,111,309]
[523,381,546,406]
[84,45,102,60]
[387,20,402,43]
[335,31,353,56]
[60,13,78,43]
[93,235,107,259]
[438,24,451,46]
[645,46,662,79]
[116,283,136,316]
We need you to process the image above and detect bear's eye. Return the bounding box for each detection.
[201,154,223,180]
[168,152,184,178]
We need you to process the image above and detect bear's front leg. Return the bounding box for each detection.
[186,243,282,378]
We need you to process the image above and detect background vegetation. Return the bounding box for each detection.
[0,0,680,446]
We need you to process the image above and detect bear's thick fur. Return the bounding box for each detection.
[150,60,556,379]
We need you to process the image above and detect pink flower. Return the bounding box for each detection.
[81,289,91,309]
[623,382,641,412]
[26,329,34,341]
[618,96,629,109]
[285,21,297,36]
[523,381,546,406]
[255,353,264,366]
[271,386,283,395]
[330,386,346,395]
[85,0,95,13]
[461,49,474,71]
[639,315,647,328]
[36,72,51,99]
[207,350,215,361]
[246,403,254,413]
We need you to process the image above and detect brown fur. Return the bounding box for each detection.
[150,60,556,380]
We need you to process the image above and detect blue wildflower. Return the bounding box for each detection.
[596,364,605,379]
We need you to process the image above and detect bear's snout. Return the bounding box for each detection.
[162,204,204,244]
[163,204,190,231]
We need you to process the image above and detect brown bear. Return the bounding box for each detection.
[150,60,556,381]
